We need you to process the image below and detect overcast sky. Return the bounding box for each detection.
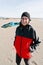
[0,0,43,18]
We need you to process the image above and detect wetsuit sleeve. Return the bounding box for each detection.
[33,30,41,45]
[33,30,37,42]
[30,29,41,50]
[13,27,18,46]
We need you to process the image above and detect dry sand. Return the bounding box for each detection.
[0,18,43,65]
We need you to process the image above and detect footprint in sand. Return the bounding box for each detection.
[32,61,37,65]
[8,57,13,63]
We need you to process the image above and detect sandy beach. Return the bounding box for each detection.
[0,18,43,65]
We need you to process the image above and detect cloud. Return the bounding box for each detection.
[0,0,43,18]
[14,0,43,18]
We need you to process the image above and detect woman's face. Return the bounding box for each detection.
[21,16,30,26]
